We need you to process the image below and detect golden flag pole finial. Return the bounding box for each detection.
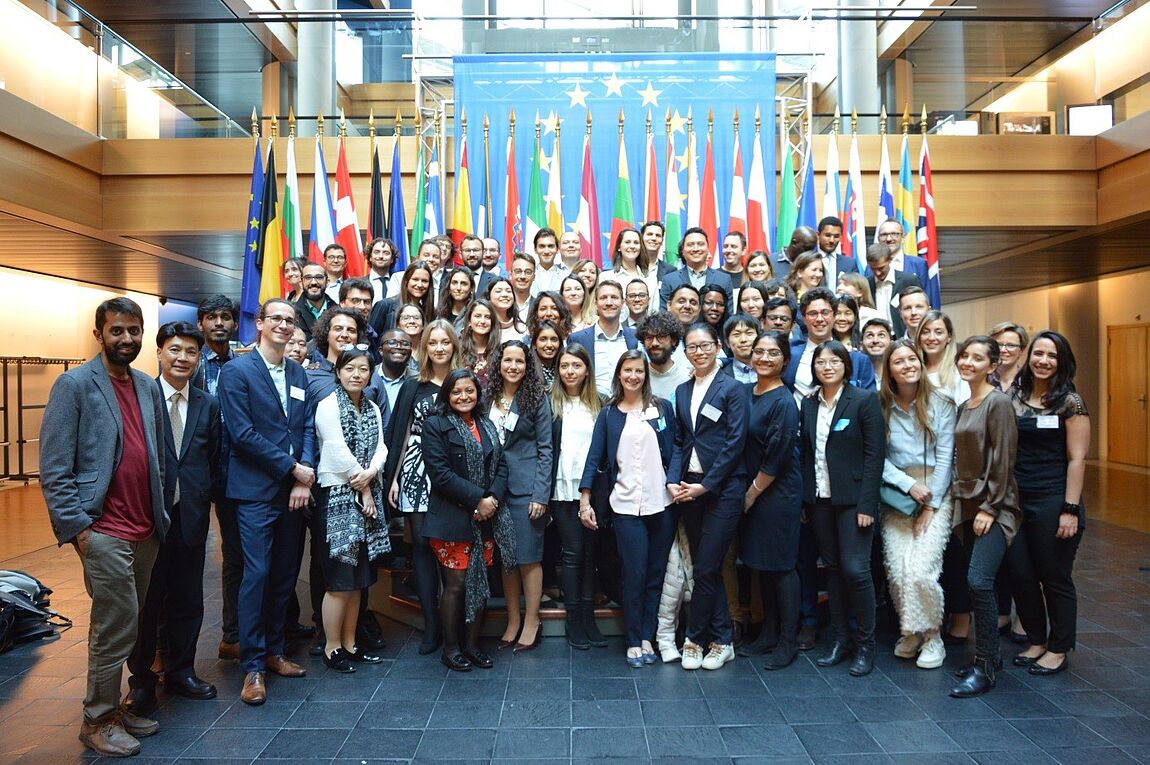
[586,110,592,135]
[920,104,928,135]
[461,108,468,133]
[880,105,888,136]
[901,104,910,135]
[339,108,347,138]
[535,112,541,140]
[555,116,562,140]
[646,109,652,137]
[317,113,325,139]
[251,107,259,139]
[833,106,841,135]
[483,112,490,135]
[270,113,278,140]
[665,107,671,135]
[368,108,375,149]
[707,107,714,135]
[850,109,858,135]
[288,108,296,139]
[394,108,402,138]
[733,107,740,134]
[508,108,516,137]
[618,108,625,136]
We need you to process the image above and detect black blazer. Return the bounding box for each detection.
[658,267,735,311]
[666,371,747,500]
[420,413,508,542]
[158,380,223,546]
[866,269,923,337]
[293,295,336,339]
[368,297,399,338]
[799,384,886,515]
[579,399,677,501]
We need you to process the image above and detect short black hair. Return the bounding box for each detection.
[764,296,796,317]
[197,294,239,322]
[533,227,559,248]
[334,346,376,375]
[95,297,144,331]
[339,277,374,302]
[799,286,838,316]
[817,216,844,232]
[323,243,346,260]
[156,320,204,349]
[810,340,853,381]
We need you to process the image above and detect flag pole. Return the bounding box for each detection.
[921,104,928,135]
[251,107,260,142]
[850,108,858,136]
[369,108,376,155]
[434,110,444,225]
[288,107,296,139]
[317,113,324,139]
[270,113,278,140]
[880,104,888,136]
[902,104,910,135]
[339,108,347,139]
[483,112,492,237]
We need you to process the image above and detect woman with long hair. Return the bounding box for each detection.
[381,319,461,655]
[421,368,515,672]
[314,348,391,672]
[784,251,825,299]
[916,310,969,405]
[549,344,605,649]
[530,320,562,390]
[737,282,771,329]
[832,294,862,350]
[437,266,476,325]
[486,277,527,341]
[395,304,425,377]
[602,228,658,312]
[526,291,574,342]
[1007,331,1088,677]
[799,340,886,677]
[948,335,1019,698]
[485,340,554,652]
[574,258,601,293]
[458,299,500,388]
[582,350,676,666]
[837,272,879,325]
[560,275,594,331]
[743,250,773,284]
[878,339,956,671]
[989,321,1029,392]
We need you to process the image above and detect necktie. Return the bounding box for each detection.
[169,391,183,505]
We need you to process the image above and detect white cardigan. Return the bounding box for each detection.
[314,392,388,488]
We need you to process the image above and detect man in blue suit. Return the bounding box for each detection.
[814,216,860,290]
[877,217,931,291]
[783,287,876,398]
[218,298,316,706]
[569,280,640,397]
[658,227,735,311]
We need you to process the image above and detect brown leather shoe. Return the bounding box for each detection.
[240,671,267,706]
[265,654,306,677]
[218,640,239,661]
[118,708,159,738]
[79,719,141,757]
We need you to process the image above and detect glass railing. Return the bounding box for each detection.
[2,0,246,138]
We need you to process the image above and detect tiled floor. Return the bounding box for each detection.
[1,472,1149,763]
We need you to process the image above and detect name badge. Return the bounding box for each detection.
[701,403,723,422]
[1036,415,1059,429]
[289,385,306,401]
[642,406,660,421]
[833,418,851,432]
[504,411,520,432]
[656,416,667,432]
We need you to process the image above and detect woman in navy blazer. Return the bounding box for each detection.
[799,340,886,677]
[666,322,748,671]
[580,350,676,666]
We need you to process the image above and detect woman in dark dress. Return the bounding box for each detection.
[421,369,514,671]
[739,331,803,670]
[1007,331,1088,677]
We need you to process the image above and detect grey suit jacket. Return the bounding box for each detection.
[501,395,554,505]
[40,356,168,546]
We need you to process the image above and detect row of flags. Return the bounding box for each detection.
[240,110,941,343]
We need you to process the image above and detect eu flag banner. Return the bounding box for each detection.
[454,54,776,257]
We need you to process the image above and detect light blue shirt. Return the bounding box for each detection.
[883,391,957,506]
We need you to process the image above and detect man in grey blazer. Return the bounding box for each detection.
[40,297,168,758]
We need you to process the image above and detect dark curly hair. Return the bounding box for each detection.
[485,339,546,416]
[313,307,366,358]
[526,291,574,340]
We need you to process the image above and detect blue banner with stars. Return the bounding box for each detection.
[454,53,776,257]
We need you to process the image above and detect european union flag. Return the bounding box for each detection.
[238,140,265,345]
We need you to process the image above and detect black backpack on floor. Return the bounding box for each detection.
[0,570,72,653]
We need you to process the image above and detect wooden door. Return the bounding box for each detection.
[1108,324,1149,466]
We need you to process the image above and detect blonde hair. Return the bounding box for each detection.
[915,310,959,391]
[417,319,461,382]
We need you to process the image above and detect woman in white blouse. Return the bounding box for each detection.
[548,343,604,650]
[601,228,658,314]
[314,347,390,673]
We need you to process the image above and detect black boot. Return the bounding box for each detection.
[950,655,997,698]
[953,654,1002,679]
[565,607,590,650]
[849,643,875,677]
[736,621,777,657]
[582,600,608,648]
[763,638,798,671]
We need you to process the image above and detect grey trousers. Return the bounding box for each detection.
[77,530,159,724]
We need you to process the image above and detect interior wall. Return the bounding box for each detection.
[0,267,161,479]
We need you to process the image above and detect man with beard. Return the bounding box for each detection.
[482,236,506,277]
[218,298,316,705]
[294,263,337,339]
[366,328,412,417]
[460,234,496,297]
[124,321,222,713]
[636,310,690,403]
[40,297,168,757]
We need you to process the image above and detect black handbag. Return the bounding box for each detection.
[879,432,927,517]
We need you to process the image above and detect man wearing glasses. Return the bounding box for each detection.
[876,217,930,289]
[622,278,652,328]
[367,329,413,417]
[322,244,349,302]
[294,263,337,339]
[783,287,875,404]
[217,299,316,706]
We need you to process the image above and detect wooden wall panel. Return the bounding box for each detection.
[0,134,102,229]
[1098,151,1150,225]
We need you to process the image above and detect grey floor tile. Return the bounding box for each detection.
[911,693,1002,721]
[181,727,277,760]
[979,691,1065,719]
[644,725,728,758]
[1011,716,1112,750]
[938,719,1044,752]
[719,724,808,757]
[570,699,643,727]
[793,722,884,756]
[571,677,636,700]
[845,695,928,722]
[412,727,497,760]
[493,727,569,758]
[504,677,570,700]
[426,700,503,729]
[1051,747,1142,764]
[357,700,436,728]
[640,698,713,726]
[498,699,571,727]
[707,695,786,724]
[282,700,365,729]
[211,700,300,729]
[336,727,423,759]
[257,727,350,759]
[1081,715,1150,746]
[780,695,857,724]
[571,726,649,758]
[1043,690,1138,717]
[864,720,962,753]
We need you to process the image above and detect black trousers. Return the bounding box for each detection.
[807,502,876,648]
[1007,491,1082,653]
[551,500,599,610]
[128,504,207,687]
[941,529,973,616]
[613,511,676,648]
[214,498,242,644]
[678,480,741,646]
[958,517,1008,659]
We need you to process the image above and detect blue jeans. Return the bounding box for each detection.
[613,511,676,648]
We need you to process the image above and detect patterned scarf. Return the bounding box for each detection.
[446,412,517,622]
[326,388,391,565]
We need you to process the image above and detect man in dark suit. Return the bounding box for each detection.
[814,216,860,290]
[771,226,817,279]
[659,227,735,310]
[782,288,876,396]
[865,242,923,337]
[876,217,931,289]
[125,322,222,713]
[293,262,337,339]
[40,297,168,757]
[641,220,676,280]
[460,234,498,298]
[218,298,316,706]
[568,280,640,397]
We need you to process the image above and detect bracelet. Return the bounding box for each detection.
[750,480,766,492]
[1061,502,1080,515]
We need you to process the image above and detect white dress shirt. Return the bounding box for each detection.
[687,365,720,474]
[814,385,843,499]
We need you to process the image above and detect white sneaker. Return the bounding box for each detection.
[701,643,735,670]
[680,639,704,670]
[894,632,923,659]
[916,636,946,669]
[659,642,682,663]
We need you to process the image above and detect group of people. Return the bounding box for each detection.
[40,217,1088,758]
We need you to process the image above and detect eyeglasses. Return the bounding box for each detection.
[814,358,844,368]
[998,342,1022,350]
[302,275,327,282]
[382,339,412,349]
[626,293,648,300]
[262,314,296,326]
[703,300,726,309]
[804,309,833,319]
[511,268,534,277]
[340,343,370,352]
[878,231,902,240]
[685,341,717,354]
[752,348,784,359]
